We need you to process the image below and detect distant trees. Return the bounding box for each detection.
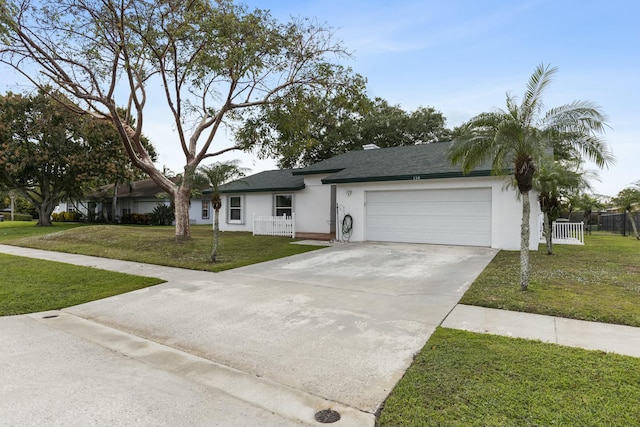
[449,64,613,291]
[612,183,640,239]
[249,94,453,168]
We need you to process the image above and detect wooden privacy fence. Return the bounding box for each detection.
[253,213,295,238]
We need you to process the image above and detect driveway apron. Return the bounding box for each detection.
[63,243,496,413]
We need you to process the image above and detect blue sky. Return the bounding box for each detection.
[2,0,637,196]
[229,0,637,196]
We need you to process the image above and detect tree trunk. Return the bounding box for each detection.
[173,186,191,241]
[37,202,56,226]
[112,181,119,222]
[520,191,531,291]
[544,211,553,255]
[628,210,640,240]
[211,208,220,262]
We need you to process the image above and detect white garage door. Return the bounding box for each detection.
[365,188,491,246]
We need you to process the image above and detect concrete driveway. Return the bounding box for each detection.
[0,242,496,426]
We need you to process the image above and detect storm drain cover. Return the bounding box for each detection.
[314,409,341,424]
[42,314,59,319]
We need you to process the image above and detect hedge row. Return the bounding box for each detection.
[0,213,33,221]
[121,213,152,225]
[51,212,82,222]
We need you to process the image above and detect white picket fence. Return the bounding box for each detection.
[253,213,295,238]
[539,216,584,245]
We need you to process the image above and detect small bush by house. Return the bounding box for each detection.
[51,211,82,222]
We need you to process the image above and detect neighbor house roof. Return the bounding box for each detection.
[294,142,493,184]
[89,178,171,199]
[220,169,305,194]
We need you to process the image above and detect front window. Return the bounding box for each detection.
[201,200,210,219]
[275,194,293,217]
[228,195,244,224]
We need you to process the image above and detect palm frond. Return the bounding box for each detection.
[521,63,558,126]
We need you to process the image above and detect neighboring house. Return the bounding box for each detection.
[219,142,541,250]
[56,178,214,225]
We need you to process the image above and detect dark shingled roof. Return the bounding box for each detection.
[294,142,493,184]
[220,143,495,192]
[220,169,305,193]
[90,177,176,199]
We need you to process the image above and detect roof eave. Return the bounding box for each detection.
[321,170,494,184]
[291,168,344,176]
[220,184,306,194]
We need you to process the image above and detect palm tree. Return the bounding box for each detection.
[612,183,640,239]
[449,64,614,291]
[197,160,249,262]
[535,160,596,255]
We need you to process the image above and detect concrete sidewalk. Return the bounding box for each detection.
[443,304,640,358]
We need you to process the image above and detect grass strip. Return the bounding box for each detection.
[460,233,640,327]
[0,253,163,315]
[378,328,640,427]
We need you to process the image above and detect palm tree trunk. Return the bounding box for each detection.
[544,211,553,255]
[211,208,220,262]
[628,210,640,240]
[520,191,531,291]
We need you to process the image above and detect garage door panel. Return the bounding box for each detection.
[365,189,491,247]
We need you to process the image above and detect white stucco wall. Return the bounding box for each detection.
[294,175,333,234]
[219,177,333,234]
[219,193,272,232]
[334,176,540,251]
[187,199,213,225]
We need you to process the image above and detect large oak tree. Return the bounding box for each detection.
[0,90,141,225]
[0,0,357,239]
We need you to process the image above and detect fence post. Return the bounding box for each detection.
[252,213,256,236]
[292,212,296,239]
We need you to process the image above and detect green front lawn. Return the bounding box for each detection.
[7,224,322,272]
[0,253,162,316]
[1,223,322,315]
[0,220,86,242]
[378,328,640,427]
[461,233,640,327]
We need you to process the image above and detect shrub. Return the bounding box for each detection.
[0,212,34,221]
[51,211,81,222]
[121,213,151,225]
[149,204,174,226]
[12,213,33,221]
